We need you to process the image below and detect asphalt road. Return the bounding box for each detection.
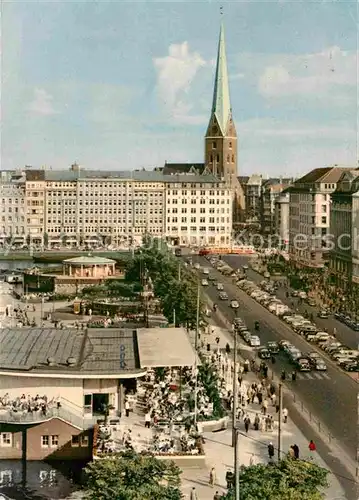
[222,254,359,350]
[190,255,358,464]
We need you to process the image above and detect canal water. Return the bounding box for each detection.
[0,460,86,499]
[0,261,60,271]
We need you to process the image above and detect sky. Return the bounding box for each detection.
[2,0,358,177]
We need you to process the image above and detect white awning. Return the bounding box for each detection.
[137,327,200,368]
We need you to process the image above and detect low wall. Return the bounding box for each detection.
[155,454,206,467]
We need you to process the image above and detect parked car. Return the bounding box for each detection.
[296,357,311,371]
[219,292,228,300]
[201,279,209,286]
[318,310,329,319]
[217,283,224,291]
[230,300,239,309]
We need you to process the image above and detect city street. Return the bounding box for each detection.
[222,254,359,350]
[185,254,358,498]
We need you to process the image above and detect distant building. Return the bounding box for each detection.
[260,178,294,235]
[242,174,262,223]
[0,170,26,245]
[288,166,353,268]
[329,169,359,289]
[352,190,359,289]
[274,190,290,249]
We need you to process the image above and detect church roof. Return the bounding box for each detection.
[162,163,205,175]
[211,23,231,135]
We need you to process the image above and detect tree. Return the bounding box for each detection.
[223,459,329,500]
[83,450,183,500]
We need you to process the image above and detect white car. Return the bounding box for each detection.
[249,335,261,347]
[201,279,209,286]
[203,268,210,275]
[194,263,200,269]
[230,300,239,309]
[217,283,224,291]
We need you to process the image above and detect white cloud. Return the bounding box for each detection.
[240,118,356,140]
[258,46,357,98]
[153,41,206,123]
[27,88,57,116]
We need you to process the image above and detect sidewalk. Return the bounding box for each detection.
[179,325,347,500]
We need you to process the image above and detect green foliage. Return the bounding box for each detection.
[125,246,204,328]
[198,359,225,420]
[223,458,329,500]
[83,450,183,500]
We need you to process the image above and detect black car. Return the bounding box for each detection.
[258,348,271,359]
[343,362,359,372]
[266,341,279,354]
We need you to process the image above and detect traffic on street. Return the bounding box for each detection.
[185,254,358,470]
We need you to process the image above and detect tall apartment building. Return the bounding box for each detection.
[329,169,359,289]
[164,173,232,246]
[20,165,232,247]
[288,166,351,268]
[0,170,26,244]
[239,174,262,223]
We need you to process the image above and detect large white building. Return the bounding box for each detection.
[288,166,351,268]
[13,165,233,248]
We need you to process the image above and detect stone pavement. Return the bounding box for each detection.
[178,324,347,500]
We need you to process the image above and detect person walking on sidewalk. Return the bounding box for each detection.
[292,443,300,459]
[283,407,288,423]
[213,492,221,500]
[209,467,216,487]
[268,442,275,461]
[309,440,316,453]
[125,400,130,417]
[244,415,251,433]
[190,487,198,500]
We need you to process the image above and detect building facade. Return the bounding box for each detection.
[288,167,351,268]
[0,170,26,244]
[329,170,359,289]
[164,173,232,246]
[352,191,359,289]
[14,166,232,248]
[274,190,290,249]
[260,178,294,235]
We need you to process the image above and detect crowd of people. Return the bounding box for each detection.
[0,393,60,419]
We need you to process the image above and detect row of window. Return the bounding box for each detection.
[168,208,230,214]
[168,199,229,205]
[0,433,88,448]
[167,217,230,223]
[169,226,228,233]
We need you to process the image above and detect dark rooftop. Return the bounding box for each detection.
[162,163,205,175]
[0,328,141,375]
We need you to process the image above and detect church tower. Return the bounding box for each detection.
[205,23,245,220]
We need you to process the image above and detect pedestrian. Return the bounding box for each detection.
[271,393,276,406]
[213,492,221,500]
[268,442,275,460]
[288,446,295,458]
[249,453,255,466]
[244,416,251,433]
[144,411,151,428]
[309,439,316,452]
[225,470,234,489]
[190,486,198,500]
[291,371,297,381]
[209,466,216,487]
[125,400,130,417]
[292,443,299,459]
[283,407,288,423]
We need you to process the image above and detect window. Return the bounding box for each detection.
[212,141,216,149]
[71,435,80,447]
[51,435,59,447]
[41,435,49,447]
[0,433,12,447]
[81,435,89,446]
[322,205,327,213]
[321,216,327,224]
